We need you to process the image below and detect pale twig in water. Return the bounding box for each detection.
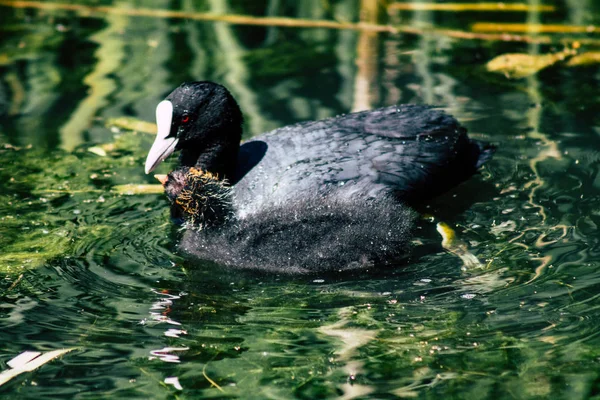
[202,363,224,393]
[7,273,23,291]
[472,22,598,34]
[389,3,555,12]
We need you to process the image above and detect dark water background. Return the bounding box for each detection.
[2,1,600,399]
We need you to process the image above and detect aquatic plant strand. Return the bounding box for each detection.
[0,0,597,46]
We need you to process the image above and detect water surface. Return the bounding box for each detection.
[2,1,600,399]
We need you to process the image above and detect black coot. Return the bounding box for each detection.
[145,81,494,274]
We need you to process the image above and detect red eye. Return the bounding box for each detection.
[181,114,190,123]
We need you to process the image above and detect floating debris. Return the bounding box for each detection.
[486,50,573,78]
[87,146,107,157]
[0,349,75,387]
[164,376,183,390]
[566,51,600,66]
[436,222,483,269]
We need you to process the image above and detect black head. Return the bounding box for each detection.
[145,82,243,175]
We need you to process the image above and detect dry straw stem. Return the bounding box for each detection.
[389,2,555,12]
[472,22,598,34]
[112,184,164,195]
[0,0,596,45]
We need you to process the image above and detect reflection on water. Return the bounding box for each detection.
[1,0,600,398]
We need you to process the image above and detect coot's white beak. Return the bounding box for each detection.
[145,100,179,174]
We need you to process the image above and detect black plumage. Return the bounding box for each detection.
[146,81,494,274]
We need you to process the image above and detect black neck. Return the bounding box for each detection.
[179,133,241,182]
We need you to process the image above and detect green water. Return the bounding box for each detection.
[2,1,600,399]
